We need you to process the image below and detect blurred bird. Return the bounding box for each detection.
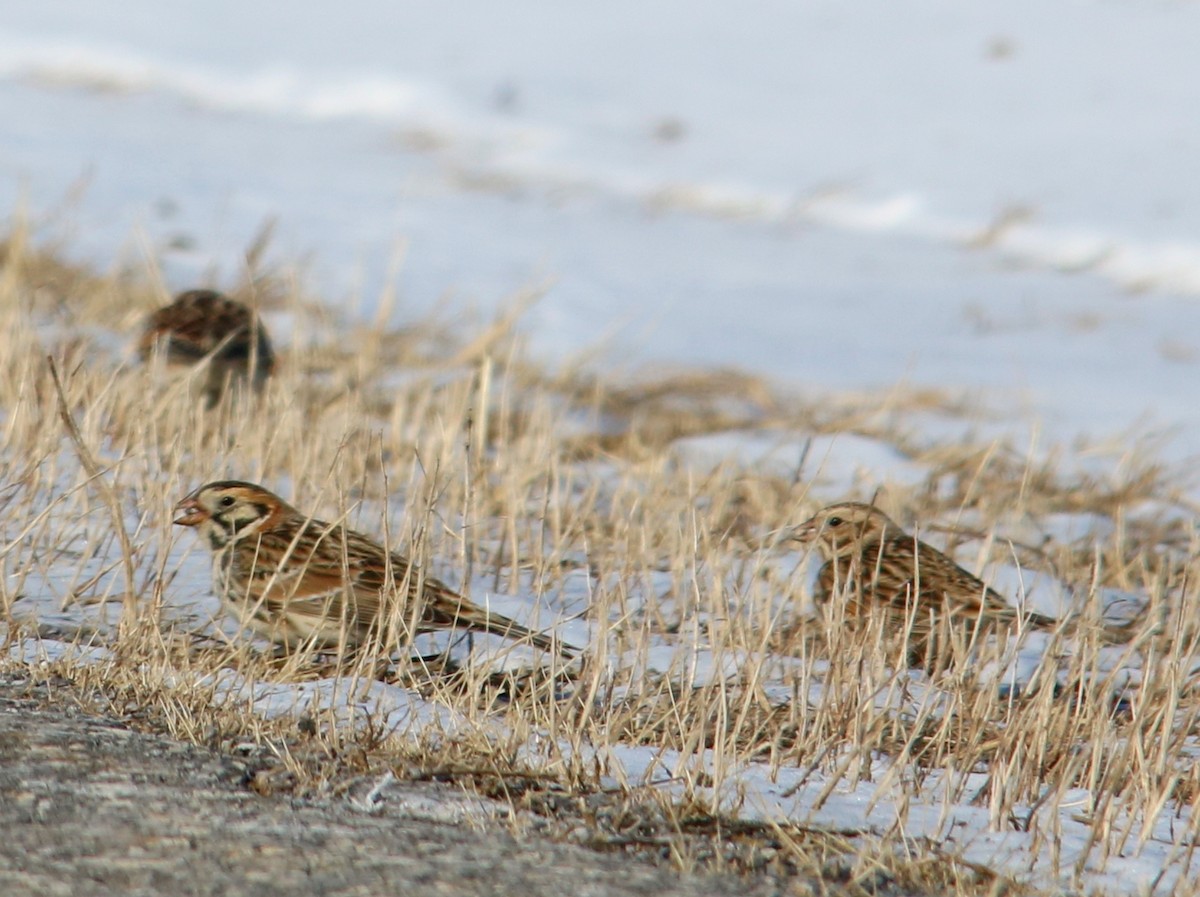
[791,501,1128,669]
[174,480,571,658]
[139,289,274,404]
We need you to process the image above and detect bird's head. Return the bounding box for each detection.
[790,501,898,560]
[174,480,289,550]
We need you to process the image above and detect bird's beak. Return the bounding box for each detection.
[789,519,820,543]
[173,495,207,527]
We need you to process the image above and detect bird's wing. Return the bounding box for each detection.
[911,538,1022,621]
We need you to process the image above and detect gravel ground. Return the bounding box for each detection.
[0,675,808,897]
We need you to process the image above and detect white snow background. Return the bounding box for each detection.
[3,1,1200,893]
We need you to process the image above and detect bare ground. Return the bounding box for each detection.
[0,673,825,897]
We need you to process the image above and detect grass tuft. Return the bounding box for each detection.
[1,222,1197,895]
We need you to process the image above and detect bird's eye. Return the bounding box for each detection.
[827,516,843,528]
[219,496,236,508]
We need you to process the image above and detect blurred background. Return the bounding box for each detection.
[3,0,1199,455]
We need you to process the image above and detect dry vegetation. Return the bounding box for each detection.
[1,223,1199,896]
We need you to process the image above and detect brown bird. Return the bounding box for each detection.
[139,289,274,404]
[174,480,571,658]
[791,501,1068,669]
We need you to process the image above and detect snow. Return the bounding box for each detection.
[3,2,1200,451]
[5,455,1178,892]
[3,1,1200,892]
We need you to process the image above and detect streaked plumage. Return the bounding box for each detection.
[139,289,274,403]
[792,501,1061,668]
[174,480,570,657]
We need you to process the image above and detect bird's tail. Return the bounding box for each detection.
[1023,606,1147,645]
[425,585,576,657]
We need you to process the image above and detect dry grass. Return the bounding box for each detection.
[1,220,1198,896]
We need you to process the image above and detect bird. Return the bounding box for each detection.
[139,289,275,404]
[173,480,571,659]
[791,501,1069,670]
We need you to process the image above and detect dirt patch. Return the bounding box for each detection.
[0,674,808,897]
